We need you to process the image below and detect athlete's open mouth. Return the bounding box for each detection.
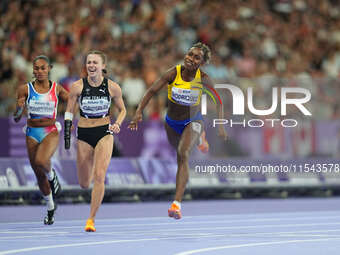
[185,60,193,67]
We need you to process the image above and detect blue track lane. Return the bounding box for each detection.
[1,198,340,255]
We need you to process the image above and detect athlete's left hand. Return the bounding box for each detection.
[128,111,142,131]
[218,126,227,141]
[109,123,120,134]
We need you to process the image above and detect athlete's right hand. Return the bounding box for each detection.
[17,97,26,107]
[128,111,142,131]
[13,97,26,122]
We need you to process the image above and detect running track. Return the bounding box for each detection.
[1,198,340,254]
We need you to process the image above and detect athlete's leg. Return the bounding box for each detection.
[197,129,209,153]
[164,122,181,149]
[34,131,59,173]
[84,134,113,232]
[77,140,94,189]
[26,131,60,225]
[89,134,113,220]
[174,122,201,202]
[34,131,61,196]
[165,121,201,219]
[26,137,49,195]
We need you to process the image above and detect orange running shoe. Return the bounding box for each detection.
[197,131,209,153]
[85,219,96,232]
[168,203,182,219]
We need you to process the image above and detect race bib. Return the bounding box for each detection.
[81,97,110,115]
[28,100,55,117]
[171,87,200,106]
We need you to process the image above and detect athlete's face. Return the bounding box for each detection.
[33,59,50,81]
[184,47,204,71]
[86,54,105,78]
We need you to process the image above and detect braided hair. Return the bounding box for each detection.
[192,42,211,64]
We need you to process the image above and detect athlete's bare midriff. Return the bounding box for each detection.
[27,118,56,127]
[78,115,111,128]
[167,101,200,121]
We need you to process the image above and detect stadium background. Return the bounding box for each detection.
[0,0,340,202]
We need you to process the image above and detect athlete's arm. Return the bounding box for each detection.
[65,79,82,115]
[201,72,227,140]
[13,84,28,123]
[64,79,82,149]
[128,67,176,131]
[108,80,126,134]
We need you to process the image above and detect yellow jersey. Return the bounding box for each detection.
[168,65,203,106]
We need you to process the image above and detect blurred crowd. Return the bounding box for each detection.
[1,0,340,120]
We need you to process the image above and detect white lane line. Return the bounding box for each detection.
[2,222,340,239]
[5,221,340,236]
[0,216,194,225]
[98,228,340,237]
[0,235,56,240]
[0,231,68,234]
[1,227,340,241]
[4,215,340,231]
[0,238,160,255]
[278,234,340,238]
[1,234,340,255]
[174,237,340,255]
[2,210,340,225]
[62,222,340,235]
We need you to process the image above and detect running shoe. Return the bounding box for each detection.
[168,203,182,219]
[44,204,57,225]
[85,219,96,232]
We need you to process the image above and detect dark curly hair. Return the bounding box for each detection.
[192,42,211,64]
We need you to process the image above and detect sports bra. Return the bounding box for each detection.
[79,77,111,118]
[167,65,203,106]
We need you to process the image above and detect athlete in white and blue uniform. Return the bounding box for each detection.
[25,80,60,143]
[14,55,69,225]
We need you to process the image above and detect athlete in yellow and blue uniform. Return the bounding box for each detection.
[129,43,227,220]
[166,64,204,134]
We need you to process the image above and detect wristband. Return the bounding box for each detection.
[64,112,73,121]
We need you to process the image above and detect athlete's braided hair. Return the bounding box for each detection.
[192,42,211,64]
